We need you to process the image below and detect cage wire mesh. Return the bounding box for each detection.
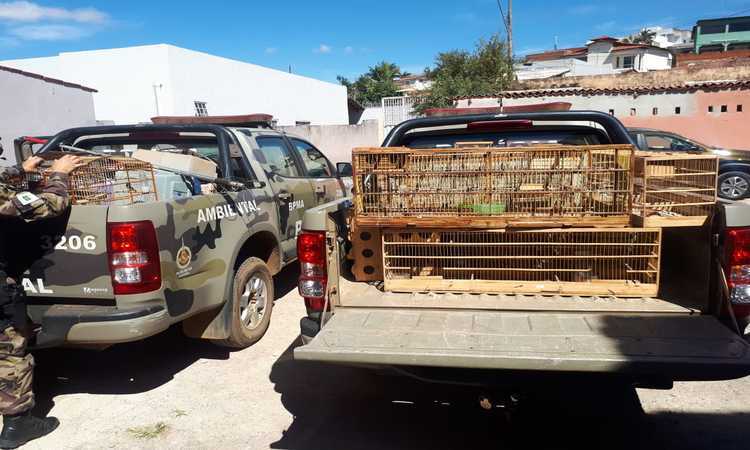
[353,145,634,222]
[632,153,718,224]
[26,156,158,206]
[382,228,661,296]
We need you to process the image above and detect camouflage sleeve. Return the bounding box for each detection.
[0,165,23,183]
[0,172,70,221]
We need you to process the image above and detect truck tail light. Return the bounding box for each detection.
[297,230,329,311]
[724,227,750,317]
[107,221,162,295]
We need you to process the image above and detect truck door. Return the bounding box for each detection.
[251,134,314,256]
[287,137,343,204]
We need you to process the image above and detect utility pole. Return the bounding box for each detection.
[507,0,513,60]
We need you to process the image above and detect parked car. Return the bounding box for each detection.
[294,112,750,393]
[628,127,750,200]
[16,115,347,349]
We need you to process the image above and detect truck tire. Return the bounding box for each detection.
[217,257,274,348]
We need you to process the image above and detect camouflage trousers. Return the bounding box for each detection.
[0,327,34,415]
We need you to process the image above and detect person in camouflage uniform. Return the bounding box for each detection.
[0,145,82,449]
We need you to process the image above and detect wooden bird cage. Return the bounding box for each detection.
[28,156,158,206]
[352,144,634,228]
[381,228,661,297]
[631,152,718,227]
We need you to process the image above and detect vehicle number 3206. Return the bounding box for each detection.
[40,234,97,251]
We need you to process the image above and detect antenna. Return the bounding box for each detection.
[554,36,559,50]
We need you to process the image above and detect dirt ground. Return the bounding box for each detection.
[21,266,750,450]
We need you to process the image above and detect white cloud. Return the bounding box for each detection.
[313,44,332,54]
[344,45,353,54]
[264,47,278,54]
[8,24,91,40]
[0,1,108,24]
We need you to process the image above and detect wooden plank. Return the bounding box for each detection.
[355,215,631,229]
[637,215,709,228]
[384,278,658,297]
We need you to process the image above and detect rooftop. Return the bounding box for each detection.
[0,64,97,93]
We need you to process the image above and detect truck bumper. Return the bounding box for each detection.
[36,304,168,347]
[295,308,750,382]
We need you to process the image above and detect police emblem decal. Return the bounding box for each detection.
[176,245,192,269]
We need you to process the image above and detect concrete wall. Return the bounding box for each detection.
[165,46,348,126]
[0,69,96,164]
[279,120,382,164]
[457,88,750,149]
[1,44,348,126]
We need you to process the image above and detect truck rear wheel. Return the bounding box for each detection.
[217,257,274,348]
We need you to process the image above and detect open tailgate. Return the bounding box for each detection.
[295,308,750,381]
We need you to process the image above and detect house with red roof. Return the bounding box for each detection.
[518,36,673,80]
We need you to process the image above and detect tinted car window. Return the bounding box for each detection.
[254,136,301,177]
[290,139,333,177]
[645,134,696,151]
[403,130,606,149]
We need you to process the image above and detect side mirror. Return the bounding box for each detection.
[336,162,353,177]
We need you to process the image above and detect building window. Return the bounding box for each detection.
[630,108,636,116]
[675,106,681,115]
[652,107,659,116]
[194,101,208,117]
[729,21,750,33]
[708,105,714,113]
[721,105,728,113]
[738,105,744,113]
[621,56,634,69]
[701,24,726,35]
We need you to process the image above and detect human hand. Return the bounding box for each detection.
[50,155,84,175]
[22,156,44,172]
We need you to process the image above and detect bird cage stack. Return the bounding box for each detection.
[350,144,719,298]
[26,155,158,206]
[631,152,718,227]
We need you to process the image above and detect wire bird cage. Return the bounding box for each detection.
[382,228,661,297]
[632,152,718,227]
[27,156,158,206]
[352,145,634,228]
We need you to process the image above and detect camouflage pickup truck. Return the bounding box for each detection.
[295,111,750,388]
[16,115,346,348]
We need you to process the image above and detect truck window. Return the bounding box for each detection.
[254,136,302,178]
[290,138,334,178]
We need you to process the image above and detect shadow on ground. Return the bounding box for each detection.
[31,264,300,418]
[270,340,750,450]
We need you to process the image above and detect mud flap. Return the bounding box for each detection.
[294,308,750,381]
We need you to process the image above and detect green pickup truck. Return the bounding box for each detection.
[294,111,750,388]
[15,115,346,348]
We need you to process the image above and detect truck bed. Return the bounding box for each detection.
[338,277,695,314]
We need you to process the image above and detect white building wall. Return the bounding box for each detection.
[0,69,96,164]
[1,44,348,126]
[457,92,696,117]
[165,46,347,126]
[1,45,172,124]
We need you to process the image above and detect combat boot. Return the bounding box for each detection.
[0,412,59,449]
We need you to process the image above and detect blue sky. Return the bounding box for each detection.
[1,0,749,83]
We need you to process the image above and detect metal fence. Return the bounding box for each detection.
[381,96,421,128]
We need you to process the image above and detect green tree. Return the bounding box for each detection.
[415,35,515,114]
[338,61,404,105]
[624,29,657,45]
